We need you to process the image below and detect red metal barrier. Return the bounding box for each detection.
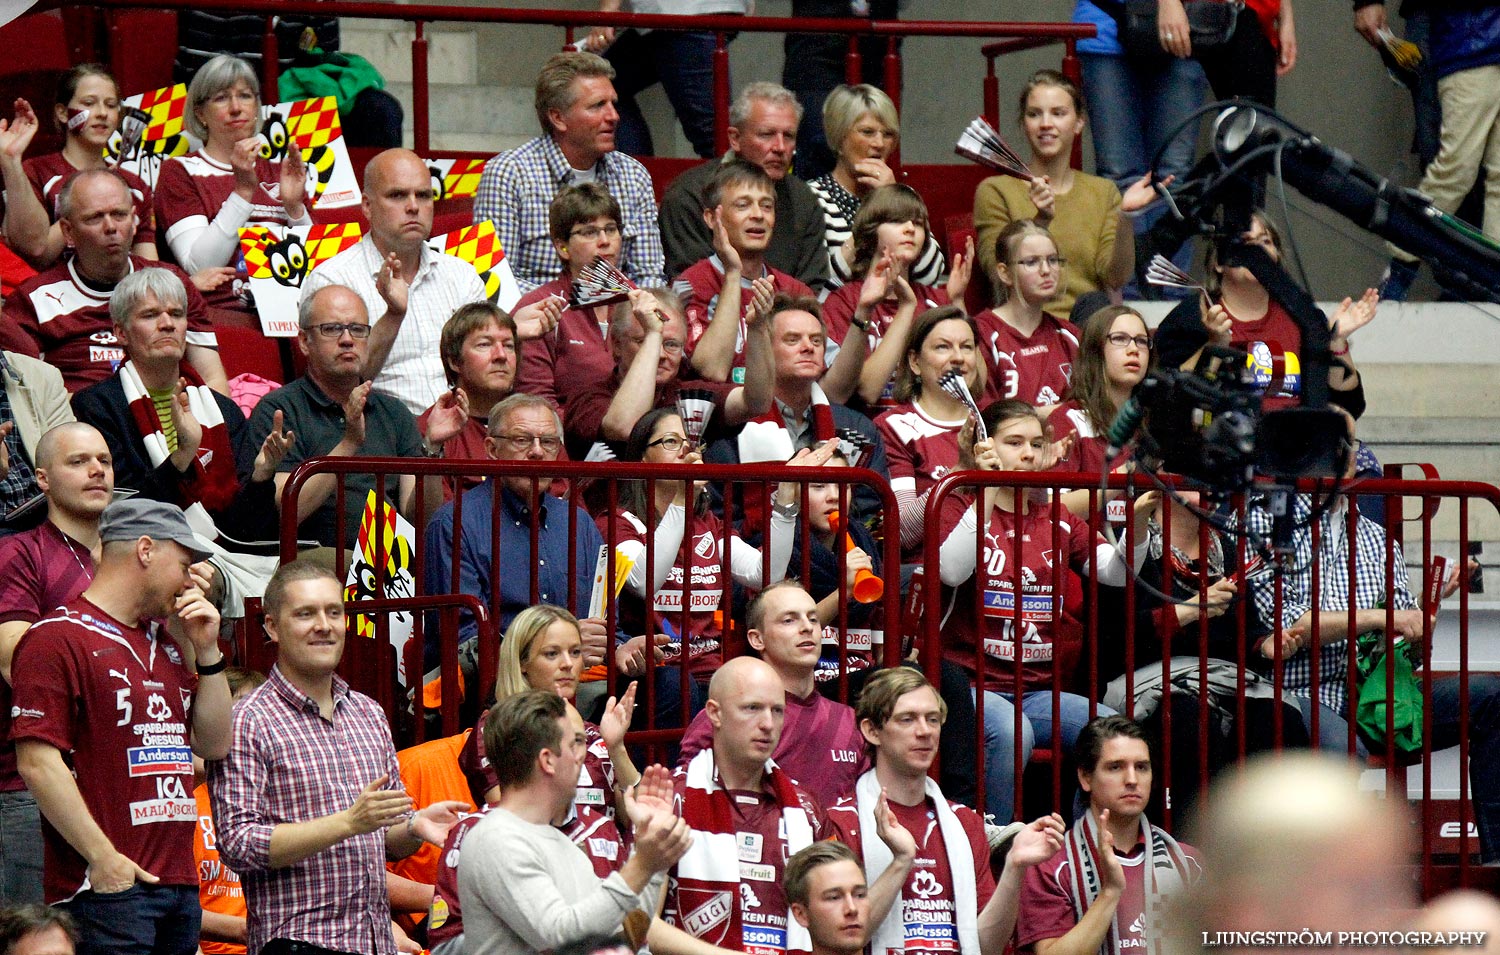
[277,457,904,760]
[40,0,1094,159]
[920,468,1498,892]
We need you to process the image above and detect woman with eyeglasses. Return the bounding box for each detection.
[973,70,1163,320]
[599,407,827,688]
[155,54,311,323]
[973,219,1080,410]
[1047,304,1150,475]
[937,398,1157,822]
[0,64,159,269]
[809,84,946,292]
[1153,210,1373,416]
[820,184,973,412]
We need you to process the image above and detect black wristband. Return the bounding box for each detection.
[196,656,228,676]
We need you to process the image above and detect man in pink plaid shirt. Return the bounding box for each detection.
[207,561,467,955]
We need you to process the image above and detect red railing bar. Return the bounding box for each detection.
[413,21,430,156]
[54,0,1098,40]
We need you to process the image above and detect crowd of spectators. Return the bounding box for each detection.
[0,9,1496,954]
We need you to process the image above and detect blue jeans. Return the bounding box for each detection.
[1299,673,1500,864]
[61,883,200,955]
[0,789,42,905]
[972,688,1114,822]
[606,28,721,159]
[1080,52,1206,298]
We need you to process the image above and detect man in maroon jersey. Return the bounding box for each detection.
[1017,716,1199,955]
[11,497,230,955]
[659,656,829,955]
[827,667,1065,955]
[672,159,815,384]
[0,170,225,395]
[784,841,869,955]
[0,422,112,906]
[676,581,866,808]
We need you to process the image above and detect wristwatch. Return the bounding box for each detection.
[850,312,873,333]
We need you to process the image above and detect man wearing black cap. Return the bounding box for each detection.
[11,498,230,955]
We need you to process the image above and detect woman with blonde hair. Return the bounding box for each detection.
[461,604,640,812]
[809,84,945,290]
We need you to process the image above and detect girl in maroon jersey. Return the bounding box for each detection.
[602,407,813,687]
[875,304,986,560]
[0,65,158,268]
[820,185,974,411]
[1154,210,1374,414]
[936,398,1156,822]
[1047,303,1150,478]
[973,219,1082,411]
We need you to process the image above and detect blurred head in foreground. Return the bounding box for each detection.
[1169,753,1414,954]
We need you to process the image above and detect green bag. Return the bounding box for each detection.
[277,50,386,118]
[1354,630,1424,755]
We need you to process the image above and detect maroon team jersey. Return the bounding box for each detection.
[938,494,1093,692]
[0,255,218,392]
[973,310,1079,408]
[674,257,815,382]
[0,522,96,792]
[23,153,157,248]
[513,278,616,409]
[426,804,626,948]
[877,401,963,553]
[1047,400,1124,477]
[601,507,732,675]
[460,712,616,815]
[1016,830,1201,953]
[823,282,950,409]
[10,597,200,901]
[1225,298,1302,411]
[154,150,303,312]
[827,794,996,955]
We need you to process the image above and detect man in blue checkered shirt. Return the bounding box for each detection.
[473,52,666,294]
[1242,410,1499,863]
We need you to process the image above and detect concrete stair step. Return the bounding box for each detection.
[339,19,478,87]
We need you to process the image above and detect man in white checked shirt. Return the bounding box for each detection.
[302,149,563,417]
[1241,408,1500,863]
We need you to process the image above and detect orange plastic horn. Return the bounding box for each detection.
[827,509,884,604]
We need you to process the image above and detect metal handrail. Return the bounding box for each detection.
[43,0,1094,157]
[918,467,1499,891]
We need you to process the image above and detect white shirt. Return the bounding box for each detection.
[302,236,487,415]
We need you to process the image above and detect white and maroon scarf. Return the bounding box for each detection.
[674,749,815,955]
[737,382,837,465]
[121,360,239,512]
[854,769,980,955]
[1065,809,1192,955]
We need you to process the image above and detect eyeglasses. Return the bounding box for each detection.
[647,434,693,453]
[1016,255,1066,271]
[570,223,621,241]
[1105,332,1151,350]
[304,322,372,340]
[627,336,685,354]
[494,432,563,454]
